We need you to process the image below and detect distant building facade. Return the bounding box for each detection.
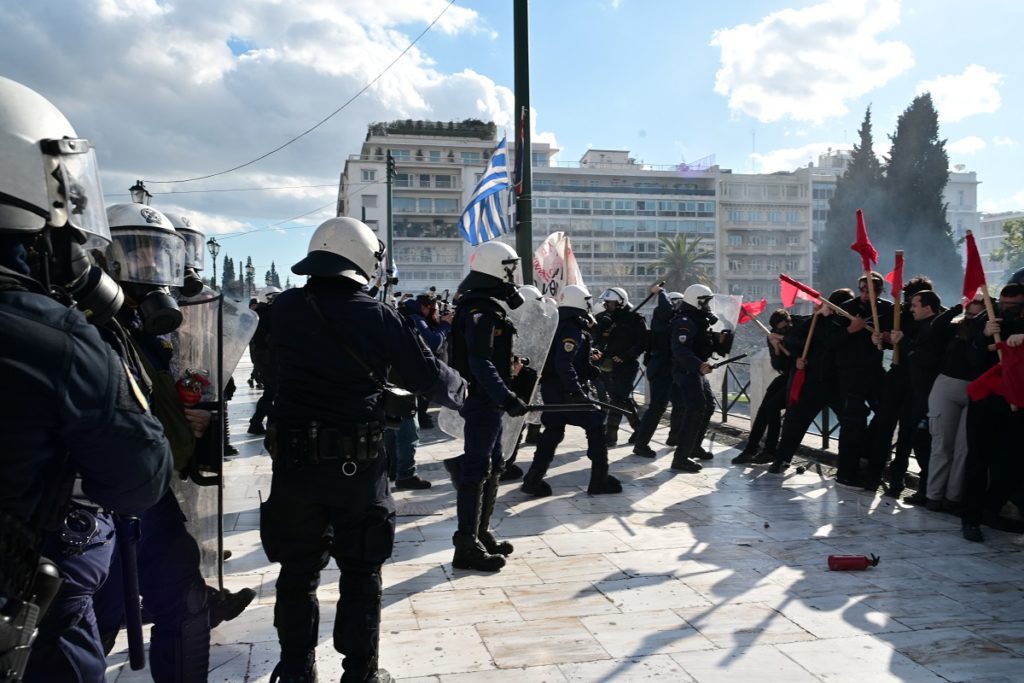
[979,211,1023,284]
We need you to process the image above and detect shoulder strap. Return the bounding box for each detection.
[303,286,385,388]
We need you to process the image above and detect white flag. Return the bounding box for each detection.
[532,231,584,302]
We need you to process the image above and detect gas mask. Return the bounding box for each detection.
[503,282,525,310]
[121,281,183,335]
[43,227,123,324]
[179,266,205,298]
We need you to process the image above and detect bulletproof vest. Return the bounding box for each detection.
[675,304,715,361]
[450,295,515,391]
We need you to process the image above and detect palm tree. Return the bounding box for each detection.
[656,234,714,291]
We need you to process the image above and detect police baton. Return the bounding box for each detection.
[709,353,748,369]
[632,280,667,313]
[113,515,146,670]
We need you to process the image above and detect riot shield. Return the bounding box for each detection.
[170,286,258,584]
[707,294,743,400]
[433,294,559,463]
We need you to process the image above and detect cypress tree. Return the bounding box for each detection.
[818,107,885,294]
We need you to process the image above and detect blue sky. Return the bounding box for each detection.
[1,0,1020,283]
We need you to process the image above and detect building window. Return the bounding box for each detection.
[749,235,764,246]
[728,210,745,222]
[785,258,800,271]
[728,259,743,271]
[729,234,742,246]
[766,234,777,246]
[418,174,431,188]
[787,210,801,223]
[393,197,417,212]
[435,175,453,189]
[362,195,378,209]
[390,149,411,161]
[767,211,780,223]
[429,150,442,162]
[787,234,801,246]
[958,190,965,206]
[361,169,376,182]
[434,198,458,213]
[461,151,482,164]
[393,173,410,188]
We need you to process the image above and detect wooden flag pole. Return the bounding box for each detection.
[752,316,791,356]
[801,311,820,361]
[892,250,903,365]
[966,229,1015,410]
[864,270,882,349]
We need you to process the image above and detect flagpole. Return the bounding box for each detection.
[514,0,533,284]
[892,250,903,365]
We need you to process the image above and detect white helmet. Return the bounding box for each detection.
[293,217,383,284]
[264,285,282,300]
[560,284,592,311]
[0,77,109,240]
[518,284,542,301]
[105,203,186,286]
[668,291,684,306]
[469,241,520,284]
[164,212,205,271]
[599,287,629,306]
[683,283,714,309]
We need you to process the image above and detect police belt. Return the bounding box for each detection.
[273,422,383,474]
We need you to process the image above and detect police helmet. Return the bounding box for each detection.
[0,77,109,240]
[518,284,542,301]
[668,291,684,306]
[164,212,205,271]
[264,285,282,300]
[683,283,714,309]
[1009,267,1024,287]
[105,204,186,287]
[561,284,592,311]
[469,241,520,284]
[292,217,383,284]
[599,287,629,306]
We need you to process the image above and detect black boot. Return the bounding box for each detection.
[520,467,552,497]
[478,475,513,556]
[270,660,317,683]
[731,446,758,465]
[341,658,393,683]
[604,423,618,447]
[587,462,622,495]
[452,483,505,572]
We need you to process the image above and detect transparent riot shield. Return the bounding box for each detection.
[434,294,559,463]
[707,294,743,397]
[170,286,258,584]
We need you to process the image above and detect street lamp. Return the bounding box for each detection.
[128,179,152,205]
[207,237,220,290]
[245,262,255,297]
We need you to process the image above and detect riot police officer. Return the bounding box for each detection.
[593,287,647,446]
[92,204,256,682]
[260,217,465,682]
[632,287,683,458]
[522,284,623,496]
[448,241,530,573]
[0,76,173,682]
[668,284,722,473]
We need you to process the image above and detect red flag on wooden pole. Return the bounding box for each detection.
[885,251,904,298]
[851,209,878,271]
[738,298,767,323]
[963,231,987,300]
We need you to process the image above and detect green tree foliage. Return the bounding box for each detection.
[991,218,1024,274]
[244,256,255,296]
[882,93,961,300]
[818,96,962,301]
[656,234,714,292]
[221,255,235,291]
[817,107,884,294]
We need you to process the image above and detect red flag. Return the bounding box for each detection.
[738,298,767,324]
[787,369,806,408]
[963,231,987,300]
[885,252,904,298]
[851,209,878,272]
[968,344,1024,407]
[779,274,821,308]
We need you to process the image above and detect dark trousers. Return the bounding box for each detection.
[836,366,880,482]
[457,394,504,532]
[746,374,786,452]
[598,361,640,432]
[530,382,608,476]
[671,374,715,461]
[864,366,911,487]
[25,510,116,683]
[93,489,211,683]
[633,355,676,447]
[774,379,841,465]
[260,456,395,676]
[962,396,1024,526]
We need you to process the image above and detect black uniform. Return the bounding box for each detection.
[249,300,274,432]
[260,280,464,680]
[1,261,173,683]
[633,292,681,453]
[594,305,647,442]
[524,308,622,495]
[668,302,717,471]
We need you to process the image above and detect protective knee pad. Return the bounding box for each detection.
[334,569,383,661]
[149,584,210,683]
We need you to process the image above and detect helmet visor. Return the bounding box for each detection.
[177,228,205,271]
[42,138,110,242]
[106,228,186,286]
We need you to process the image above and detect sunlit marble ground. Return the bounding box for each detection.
[106,356,1024,682]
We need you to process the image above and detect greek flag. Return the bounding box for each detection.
[459,137,511,246]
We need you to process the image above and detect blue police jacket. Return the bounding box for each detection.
[542,310,598,396]
[0,268,173,523]
[402,301,450,355]
[269,280,465,426]
[670,304,713,382]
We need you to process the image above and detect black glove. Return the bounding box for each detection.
[501,394,529,417]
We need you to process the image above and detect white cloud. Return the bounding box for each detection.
[711,0,913,123]
[750,142,850,173]
[980,189,1024,214]
[993,136,1016,147]
[917,65,1003,122]
[947,136,986,155]
[0,0,555,248]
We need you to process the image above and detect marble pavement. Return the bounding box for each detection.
[106,358,1024,682]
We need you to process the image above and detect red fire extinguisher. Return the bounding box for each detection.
[827,554,880,571]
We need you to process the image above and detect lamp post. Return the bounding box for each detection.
[128,179,152,205]
[207,237,220,290]
[245,262,255,297]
